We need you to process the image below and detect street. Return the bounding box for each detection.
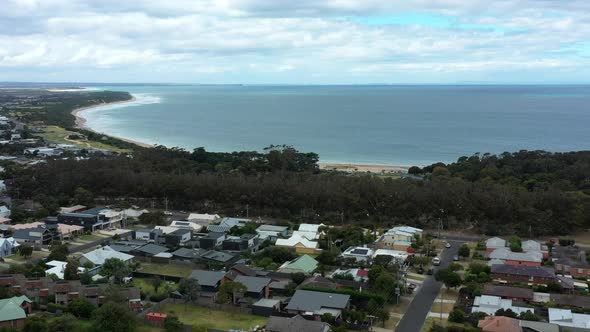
[395,239,464,332]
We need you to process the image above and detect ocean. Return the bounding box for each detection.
[77,85,590,166]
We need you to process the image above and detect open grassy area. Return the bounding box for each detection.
[5,251,48,263]
[140,263,192,278]
[38,125,130,153]
[158,303,267,331]
[430,302,455,314]
[132,277,178,299]
[78,233,108,242]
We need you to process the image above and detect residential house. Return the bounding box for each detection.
[165,229,191,246]
[206,224,233,233]
[188,270,225,301]
[488,247,543,266]
[341,246,374,263]
[169,220,203,232]
[198,250,239,267]
[45,261,69,280]
[550,294,590,310]
[134,228,164,243]
[330,268,369,282]
[132,244,168,258]
[0,296,32,329]
[296,223,325,240]
[234,275,271,299]
[278,254,319,274]
[275,234,321,255]
[482,284,534,302]
[255,225,288,241]
[224,264,268,281]
[80,246,134,270]
[222,234,259,252]
[285,290,350,319]
[478,316,560,332]
[219,217,251,229]
[553,245,590,278]
[12,226,53,247]
[59,205,87,214]
[0,237,19,257]
[471,295,534,316]
[0,206,10,218]
[187,213,220,226]
[485,237,507,254]
[549,308,590,329]
[372,249,409,263]
[375,226,422,251]
[199,232,226,249]
[252,298,281,317]
[266,315,330,332]
[171,248,205,262]
[490,265,555,286]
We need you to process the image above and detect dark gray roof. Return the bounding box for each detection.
[172,248,204,259]
[109,244,137,253]
[483,284,533,300]
[135,244,168,256]
[170,229,191,236]
[188,270,225,287]
[350,248,370,255]
[206,225,232,233]
[12,227,48,240]
[491,264,555,278]
[206,232,225,239]
[551,294,590,308]
[200,250,236,263]
[285,290,350,312]
[266,315,329,332]
[233,276,271,293]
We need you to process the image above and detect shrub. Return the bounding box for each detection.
[449,309,466,323]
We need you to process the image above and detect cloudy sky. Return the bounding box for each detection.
[1,0,590,84]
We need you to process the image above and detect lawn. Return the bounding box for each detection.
[430,302,455,314]
[140,263,193,278]
[5,251,48,263]
[38,125,130,153]
[78,234,107,242]
[421,317,473,332]
[158,303,267,331]
[132,277,178,299]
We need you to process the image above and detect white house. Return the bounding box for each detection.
[0,237,19,257]
[471,295,534,316]
[0,206,10,218]
[341,246,374,262]
[80,246,134,267]
[296,223,325,240]
[276,234,321,254]
[170,220,203,232]
[255,225,289,241]
[372,249,409,263]
[549,308,590,329]
[187,213,220,225]
[0,180,6,192]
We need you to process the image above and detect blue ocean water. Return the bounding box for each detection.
[78,85,590,166]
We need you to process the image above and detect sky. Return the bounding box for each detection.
[1,0,590,84]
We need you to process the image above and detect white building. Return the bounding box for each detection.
[0,206,10,218]
[0,180,6,192]
[341,246,374,262]
[549,308,590,329]
[80,246,134,267]
[187,213,220,225]
[170,220,203,232]
[372,249,409,263]
[255,225,289,241]
[471,295,534,316]
[0,237,19,257]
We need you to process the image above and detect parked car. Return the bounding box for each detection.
[453,255,459,261]
[445,242,451,248]
[432,257,441,266]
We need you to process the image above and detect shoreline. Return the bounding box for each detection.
[71,96,153,148]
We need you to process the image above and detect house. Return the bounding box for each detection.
[0,206,10,218]
[471,295,534,316]
[482,284,534,302]
[330,268,369,282]
[165,229,191,246]
[132,244,168,257]
[199,232,226,249]
[233,275,271,299]
[198,250,239,266]
[55,223,84,239]
[549,308,590,329]
[341,246,374,263]
[252,298,281,317]
[550,294,590,310]
[171,248,205,261]
[488,247,543,266]
[477,316,520,332]
[278,255,319,274]
[266,315,330,332]
[134,228,164,243]
[53,207,122,232]
[256,225,288,241]
[296,223,325,240]
[0,217,11,224]
[0,180,6,192]
[0,237,19,257]
[0,296,32,329]
[187,213,220,225]
[169,220,203,232]
[553,245,590,278]
[372,249,409,263]
[24,147,62,157]
[375,226,422,250]
[45,261,68,280]
[188,270,225,300]
[285,290,350,319]
[224,264,267,281]
[275,234,321,255]
[80,246,134,268]
[222,234,259,252]
[12,226,53,247]
[491,264,555,285]
[206,224,233,233]
[59,205,87,214]
[485,237,507,254]
[219,217,251,229]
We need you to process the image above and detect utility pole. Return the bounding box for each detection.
[164,197,169,213]
[246,204,249,218]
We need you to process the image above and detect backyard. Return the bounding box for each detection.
[157,303,267,331]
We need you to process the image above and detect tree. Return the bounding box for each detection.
[151,276,162,293]
[18,245,33,258]
[91,302,137,332]
[64,259,80,280]
[508,236,522,252]
[217,281,247,304]
[101,258,130,284]
[449,309,465,323]
[164,316,183,332]
[74,187,94,206]
[23,316,47,332]
[47,314,77,332]
[435,269,462,289]
[519,310,540,321]
[80,270,93,285]
[68,298,96,318]
[138,211,166,226]
[495,308,517,318]
[179,278,201,304]
[47,243,69,262]
[458,244,470,258]
[291,272,306,285]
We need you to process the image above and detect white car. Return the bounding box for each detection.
[432,257,441,266]
[445,242,451,248]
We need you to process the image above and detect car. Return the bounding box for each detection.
[432,257,441,266]
[408,283,417,290]
[445,242,451,248]
[453,255,459,261]
[163,211,173,216]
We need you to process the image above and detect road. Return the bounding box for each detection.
[395,239,464,332]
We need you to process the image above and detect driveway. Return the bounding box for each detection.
[395,239,464,332]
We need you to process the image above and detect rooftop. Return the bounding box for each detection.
[188,270,225,287]
[233,275,271,293]
[491,264,555,279]
[285,290,350,312]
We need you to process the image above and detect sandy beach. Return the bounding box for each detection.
[71,96,152,148]
[319,162,410,174]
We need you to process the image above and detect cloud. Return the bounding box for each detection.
[0,0,589,83]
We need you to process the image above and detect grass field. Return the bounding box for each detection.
[5,251,48,263]
[158,303,267,331]
[140,263,193,278]
[38,125,130,153]
[132,277,178,299]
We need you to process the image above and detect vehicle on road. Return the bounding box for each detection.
[445,242,451,248]
[164,211,173,216]
[432,257,440,266]
[408,283,417,290]
[453,255,459,261]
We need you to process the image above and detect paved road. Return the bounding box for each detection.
[395,239,464,332]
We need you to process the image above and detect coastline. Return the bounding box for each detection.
[71,96,153,148]
[319,162,410,174]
